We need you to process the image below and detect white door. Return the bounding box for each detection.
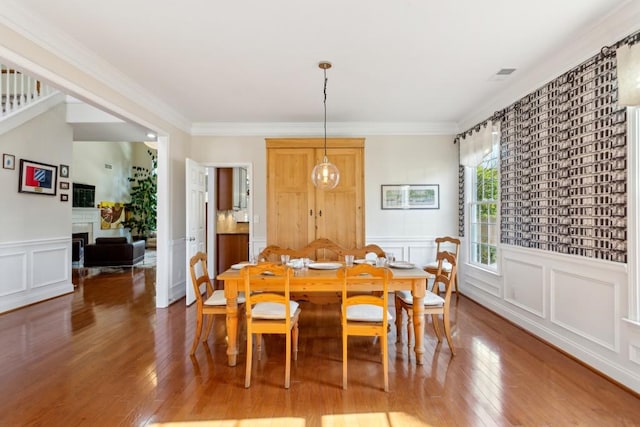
[185,158,207,305]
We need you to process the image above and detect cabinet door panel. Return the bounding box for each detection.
[267,148,316,249]
[315,147,364,250]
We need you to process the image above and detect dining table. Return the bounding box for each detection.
[216,262,430,366]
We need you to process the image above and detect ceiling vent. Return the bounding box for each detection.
[489,68,516,81]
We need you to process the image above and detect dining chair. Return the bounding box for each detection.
[189,252,245,355]
[424,236,460,298]
[338,263,393,392]
[257,245,302,263]
[242,263,301,389]
[395,251,457,355]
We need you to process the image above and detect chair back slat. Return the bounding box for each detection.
[189,252,214,307]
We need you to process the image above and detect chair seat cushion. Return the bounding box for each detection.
[252,300,299,319]
[395,290,444,307]
[205,290,246,306]
[424,260,452,272]
[345,304,393,322]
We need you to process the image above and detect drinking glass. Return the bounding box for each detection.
[345,254,355,267]
[385,252,396,263]
[280,254,290,265]
[376,256,387,267]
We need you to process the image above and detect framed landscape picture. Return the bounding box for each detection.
[381,184,439,210]
[18,159,58,196]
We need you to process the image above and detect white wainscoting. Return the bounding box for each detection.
[168,238,187,305]
[460,243,640,393]
[0,237,74,313]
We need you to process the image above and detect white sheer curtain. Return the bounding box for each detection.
[617,42,640,106]
[459,121,497,167]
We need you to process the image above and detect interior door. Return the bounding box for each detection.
[185,158,207,305]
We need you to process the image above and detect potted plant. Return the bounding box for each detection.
[123,149,157,241]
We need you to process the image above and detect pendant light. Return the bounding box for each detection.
[311,61,340,190]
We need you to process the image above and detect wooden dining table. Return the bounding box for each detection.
[217,263,430,366]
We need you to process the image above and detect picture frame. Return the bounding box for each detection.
[60,194,69,202]
[18,159,58,196]
[60,164,70,178]
[60,181,70,190]
[381,184,439,210]
[3,153,15,170]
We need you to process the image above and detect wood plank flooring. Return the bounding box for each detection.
[0,265,638,426]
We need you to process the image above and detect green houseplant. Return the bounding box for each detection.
[123,149,157,240]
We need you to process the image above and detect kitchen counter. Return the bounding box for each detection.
[216,221,249,234]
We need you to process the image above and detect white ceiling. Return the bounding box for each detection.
[1,0,638,137]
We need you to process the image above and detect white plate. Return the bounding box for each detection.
[308,262,342,270]
[354,258,374,265]
[389,262,415,269]
[231,262,256,270]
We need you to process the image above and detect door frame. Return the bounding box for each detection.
[203,162,254,281]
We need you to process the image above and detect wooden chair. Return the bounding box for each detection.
[189,252,245,355]
[242,263,301,389]
[338,263,393,391]
[336,243,386,259]
[257,245,303,263]
[396,251,457,355]
[424,236,460,298]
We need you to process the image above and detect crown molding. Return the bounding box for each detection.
[0,0,191,134]
[191,121,459,136]
[458,0,640,131]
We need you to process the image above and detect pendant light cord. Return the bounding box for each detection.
[323,67,328,159]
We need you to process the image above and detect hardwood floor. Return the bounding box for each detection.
[0,265,638,426]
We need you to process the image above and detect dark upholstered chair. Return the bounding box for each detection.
[83,237,145,267]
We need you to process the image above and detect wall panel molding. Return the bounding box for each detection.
[168,238,186,305]
[550,268,619,352]
[460,244,637,392]
[0,237,73,313]
[503,256,545,317]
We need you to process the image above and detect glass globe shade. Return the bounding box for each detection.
[311,157,340,190]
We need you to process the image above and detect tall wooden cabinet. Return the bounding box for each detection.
[216,168,233,211]
[266,138,365,252]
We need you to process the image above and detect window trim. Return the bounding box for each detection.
[627,107,640,322]
[466,139,500,273]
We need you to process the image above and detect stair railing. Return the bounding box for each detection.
[1,65,55,118]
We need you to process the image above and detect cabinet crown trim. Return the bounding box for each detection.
[266,138,364,149]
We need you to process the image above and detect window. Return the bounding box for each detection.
[469,134,499,270]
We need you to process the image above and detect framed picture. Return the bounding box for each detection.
[3,153,15,170]
[60,164,70,178]
[60,194,69,202]
[381,184,439,210]
[18,159,58,196]
[60,181,70,190]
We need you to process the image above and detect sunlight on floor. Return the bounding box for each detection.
[149,412,432,427]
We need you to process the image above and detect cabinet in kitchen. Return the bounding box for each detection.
[216,168,233,211]
[215,232,249,288]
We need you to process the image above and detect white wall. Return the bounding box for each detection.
[72,141,155,205]
[0,103,72,241]
[72,141,134,204]
[0,102,74,312]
